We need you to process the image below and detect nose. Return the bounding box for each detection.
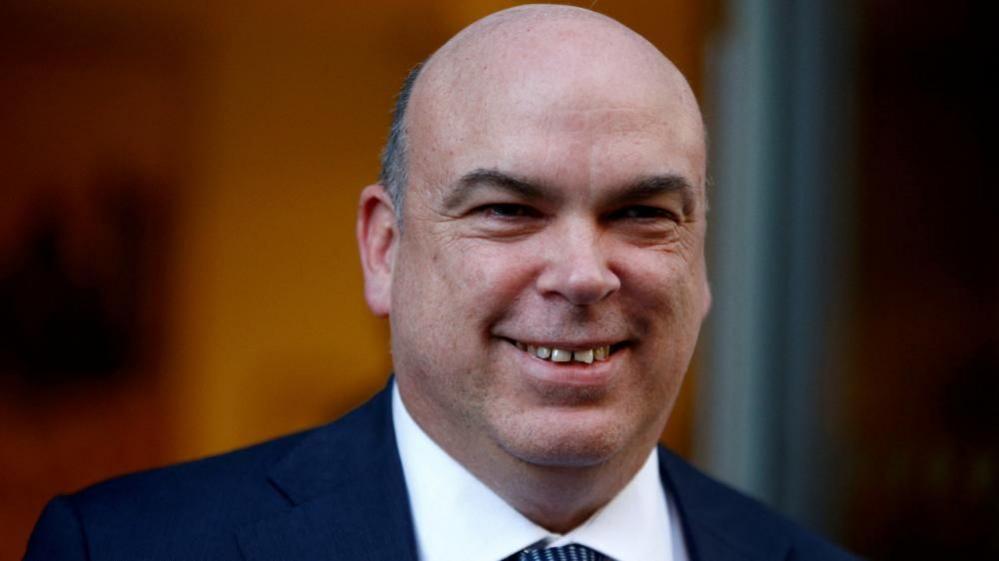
[535,220,621,305]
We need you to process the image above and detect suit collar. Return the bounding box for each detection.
[659,447,791,561]
[233,382,790,561]
[236,384,418,561]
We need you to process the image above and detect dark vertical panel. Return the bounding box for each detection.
[846,0,997,558]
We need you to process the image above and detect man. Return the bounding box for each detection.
[25,5,857,560]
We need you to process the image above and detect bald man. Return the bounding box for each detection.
[25,5,857,561]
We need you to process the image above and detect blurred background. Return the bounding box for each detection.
[1,0,994,559]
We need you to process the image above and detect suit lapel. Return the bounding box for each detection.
[234,387,792,561]
[237,386,418,561]
[659,447,791,561]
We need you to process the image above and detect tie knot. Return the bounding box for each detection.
[517,543,606,561]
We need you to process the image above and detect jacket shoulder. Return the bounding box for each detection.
[659,448,862,561]
[25,387,397,560]
[26,427,315,560]
[81,426,307,511]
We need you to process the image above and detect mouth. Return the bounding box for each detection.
[505,339,627,365]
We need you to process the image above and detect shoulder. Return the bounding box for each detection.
[78,426,309,521]
[659,447,862,561]
[25,388,395,560]
[26,428,313,560]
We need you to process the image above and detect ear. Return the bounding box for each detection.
[357,183,398,317]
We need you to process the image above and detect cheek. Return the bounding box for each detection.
[444,240,541,316]
[620,254,705,405]
[394,234,541,351]
[620,250,706,338]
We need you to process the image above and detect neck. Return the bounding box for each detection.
[426,417,654,534]
[395,379,663,534]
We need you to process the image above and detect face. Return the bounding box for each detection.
[361,41,710,471]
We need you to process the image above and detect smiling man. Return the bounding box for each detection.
[358,3,710,546]
[26,5,857,561]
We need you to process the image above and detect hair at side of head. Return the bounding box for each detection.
[379,62,424,227]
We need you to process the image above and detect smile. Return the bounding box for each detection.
[510,340,619,364]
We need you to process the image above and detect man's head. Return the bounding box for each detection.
[358,3,709,489]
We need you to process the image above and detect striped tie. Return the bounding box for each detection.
[517,544,608,561]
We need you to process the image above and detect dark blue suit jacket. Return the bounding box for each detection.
[25,385,858,560]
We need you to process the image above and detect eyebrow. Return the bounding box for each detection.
[614,174,696,216]
[441,169,548,211]
[441,168,696,215]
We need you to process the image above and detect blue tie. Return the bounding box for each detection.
[517,544,608,561]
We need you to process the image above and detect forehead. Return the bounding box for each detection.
[407,16,704,208]
[410,96,705,206]
[407,25,705,198]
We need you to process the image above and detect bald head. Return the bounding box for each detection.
[379,4,705,220]
[419,5,696,110]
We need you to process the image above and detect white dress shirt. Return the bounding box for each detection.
[392,383,689,561]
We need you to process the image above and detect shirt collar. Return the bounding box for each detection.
[392,383,677,561]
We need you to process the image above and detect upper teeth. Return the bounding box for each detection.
[514,342,611,363]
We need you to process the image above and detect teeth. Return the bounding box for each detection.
[551,348,572,362]
[515,342,612,364]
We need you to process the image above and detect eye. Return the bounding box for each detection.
[477,203,541,219]
[607,205,677,222]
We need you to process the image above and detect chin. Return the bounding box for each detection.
[493,410,632,469]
